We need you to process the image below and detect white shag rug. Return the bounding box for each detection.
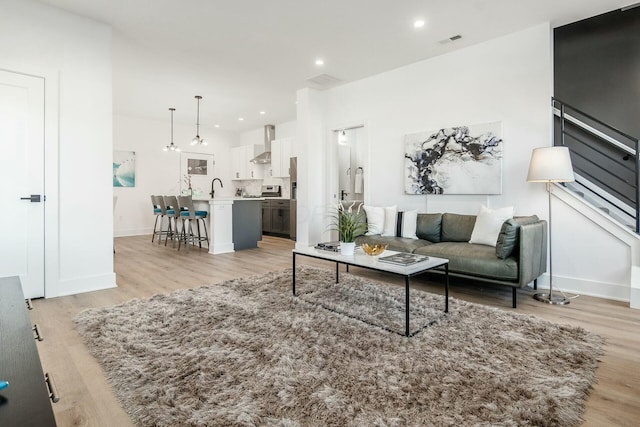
[75,266,603,426]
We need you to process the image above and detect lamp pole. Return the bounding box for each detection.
[527,146,574,305]
[532,181,569,304]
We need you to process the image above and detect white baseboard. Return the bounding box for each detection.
[630,287,640,309]
[51,272,117,298]
[114,227,152,237]
[210,243,234,254]
[532,273,630,304]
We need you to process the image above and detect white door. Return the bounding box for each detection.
[0,70,45,298]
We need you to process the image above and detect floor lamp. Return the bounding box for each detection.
[527,146,574,305]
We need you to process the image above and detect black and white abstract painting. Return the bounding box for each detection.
[404,122,503,195]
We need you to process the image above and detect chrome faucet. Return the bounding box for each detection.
[210,178,223,198]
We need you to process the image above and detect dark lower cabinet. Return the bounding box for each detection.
[262,199,290,236]
[262,200,271,233]
[270,205,290,234]
[0,276,57,427]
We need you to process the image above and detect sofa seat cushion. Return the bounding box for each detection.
[413,242,518,281]
[355,235,432,254]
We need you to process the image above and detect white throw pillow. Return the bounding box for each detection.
[401,209,419,239]
[469,205,514,247]
[381,206,397,236]
[363,205,385,235]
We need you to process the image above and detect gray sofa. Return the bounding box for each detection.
[354,213,547,308]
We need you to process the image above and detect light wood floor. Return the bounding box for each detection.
[30,235,640,426]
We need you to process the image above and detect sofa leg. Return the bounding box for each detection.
[512,288,517,309]
[533,279,538,291]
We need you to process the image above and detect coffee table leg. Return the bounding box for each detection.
[405,276,410,337]
[335,263,339,283]
[292,252,296,296]
[445,263,449,313]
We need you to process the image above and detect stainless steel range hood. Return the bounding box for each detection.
[250,124,275,164]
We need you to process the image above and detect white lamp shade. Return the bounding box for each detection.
[527,146,574,182]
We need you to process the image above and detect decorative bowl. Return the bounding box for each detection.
[361,243,387,256]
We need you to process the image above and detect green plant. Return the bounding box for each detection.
[330,202,367,243]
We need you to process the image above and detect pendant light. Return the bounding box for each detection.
[338,130,347,145]
[163,108,180,152]
[191,95,207,146]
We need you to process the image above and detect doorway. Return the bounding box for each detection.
[335,126,366,204]
[0,70,45,298]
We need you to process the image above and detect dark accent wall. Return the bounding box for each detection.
[554,6,640,139]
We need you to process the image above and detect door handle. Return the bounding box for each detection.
[20,194,41,203]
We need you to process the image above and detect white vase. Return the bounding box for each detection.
[340,241,356,256]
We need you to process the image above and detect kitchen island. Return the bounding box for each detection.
[194,197,263,254]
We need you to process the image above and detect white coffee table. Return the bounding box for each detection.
[292,246,450,337]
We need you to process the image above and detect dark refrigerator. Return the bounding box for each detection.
[290,157,297,241]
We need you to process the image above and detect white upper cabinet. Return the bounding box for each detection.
[270,138,293,178]
[231,144,264,180]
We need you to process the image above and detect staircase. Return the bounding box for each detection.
[552,97,639,233]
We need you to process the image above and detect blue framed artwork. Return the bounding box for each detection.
[113,150,136,187]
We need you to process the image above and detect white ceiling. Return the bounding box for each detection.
[37,0,634,132]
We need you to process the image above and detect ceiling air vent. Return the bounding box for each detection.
[439,34,462,45]
[305,73,343,90]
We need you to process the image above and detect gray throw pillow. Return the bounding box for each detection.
[416,213,443,242]
[495,219,519,259]
[495,215,540,259]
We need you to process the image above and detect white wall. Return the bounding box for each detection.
[1,0,115,297]
[275,120,297,141]
[296,22,633,303]
[553,187,634,303]
[296,88,328,247]
[113,114,238,236]
[325,24,552,216]
[298,24,552,244]
[238,120,297,147]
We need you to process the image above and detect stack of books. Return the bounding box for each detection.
[378,253,429,266]
[315,241,340,252]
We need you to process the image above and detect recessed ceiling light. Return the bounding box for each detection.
[414,19,425,28]
[214,124,220,128]
[315,58,324,66]
[259,111,266,115]
[238,117,244,121]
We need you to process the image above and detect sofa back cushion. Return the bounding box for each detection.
[397,209,419,239]
[416,213,443,242]
[441,213,477,242]
[495,215,540,259]
[363,205,385,235]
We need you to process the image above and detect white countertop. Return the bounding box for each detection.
[194,196,292,202]
[194,197,266,201]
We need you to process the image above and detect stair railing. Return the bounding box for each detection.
[552,97,640,232]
